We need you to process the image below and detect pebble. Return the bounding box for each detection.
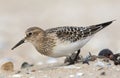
[100,72,106,75]
[21,62,33,69]
[0,58,14,72]
[31,69,36,72]
[15,71,21,74]
[95,61,105,67]
[1,62,14,72]
[98,49,113,58]
[98,67,104,70]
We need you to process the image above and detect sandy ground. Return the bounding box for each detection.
[0,58,120,78]
[0,0,120,78]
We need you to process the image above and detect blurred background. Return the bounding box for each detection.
[0,0,120,69]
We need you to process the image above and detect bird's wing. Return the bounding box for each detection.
[46,26,86,42]
[45,20,114,42]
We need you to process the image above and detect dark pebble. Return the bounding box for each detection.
[21,62,34,69]
[15,71,21,74]
[100,72,106,75]
[98,49,113,58]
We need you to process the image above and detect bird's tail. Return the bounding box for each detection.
[89,20,115,34]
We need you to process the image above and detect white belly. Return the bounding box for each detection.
[50,36,93,58]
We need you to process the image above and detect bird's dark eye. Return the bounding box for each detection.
[27,32,32,36]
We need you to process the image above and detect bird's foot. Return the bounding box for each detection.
[64,52,81,65]
[82,60,89,65]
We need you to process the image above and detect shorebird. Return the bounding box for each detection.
[12,20,114,64]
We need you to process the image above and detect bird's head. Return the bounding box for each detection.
[11,27,45,50]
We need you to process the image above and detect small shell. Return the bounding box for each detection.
[1,62,14,72]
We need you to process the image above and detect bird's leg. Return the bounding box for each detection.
[73,49,81,62]
[64,49,81,65]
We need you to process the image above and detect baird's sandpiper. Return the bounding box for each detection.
[12,20,114,64]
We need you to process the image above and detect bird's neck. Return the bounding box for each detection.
[33,33,53,56]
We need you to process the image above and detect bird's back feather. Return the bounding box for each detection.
[46,20,114,42]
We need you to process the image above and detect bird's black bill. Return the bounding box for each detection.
[11,39,25,50]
